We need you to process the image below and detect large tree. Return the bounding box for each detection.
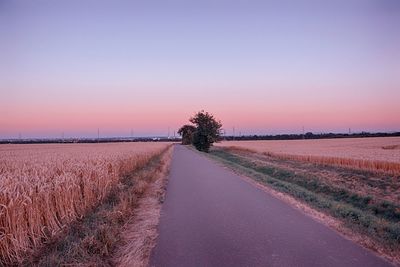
[178,124,196,145]
[189,111,222,152]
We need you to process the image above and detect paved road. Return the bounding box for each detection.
[150,145,392,267]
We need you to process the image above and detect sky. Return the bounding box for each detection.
[1,0,399,138]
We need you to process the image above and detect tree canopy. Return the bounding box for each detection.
[177,125,196,145]
[178,111,222,152]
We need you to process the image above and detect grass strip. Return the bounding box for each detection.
[213,150,400,223]
[207,148,400,251]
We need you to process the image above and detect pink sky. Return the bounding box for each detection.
[2,83,398,138]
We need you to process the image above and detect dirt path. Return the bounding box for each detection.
[150,145,392,267]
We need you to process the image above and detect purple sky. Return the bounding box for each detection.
[1,0,399,138]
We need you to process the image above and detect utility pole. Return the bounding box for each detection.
[221,129,226,141]
[168,127,170,139]
[97,128,100,142]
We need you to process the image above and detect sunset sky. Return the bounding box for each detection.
[1,0,399,139]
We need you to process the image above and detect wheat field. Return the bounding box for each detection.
[216,137,400,174]
[0,142,170,265]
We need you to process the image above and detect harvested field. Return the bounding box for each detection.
[0,142,170,265]
[216,137,400,175]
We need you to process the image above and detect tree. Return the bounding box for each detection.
[189,110,222,152]
[178,124,196,145]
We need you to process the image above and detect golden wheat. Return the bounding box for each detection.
[0,142,170,265]
[216,137,400,175]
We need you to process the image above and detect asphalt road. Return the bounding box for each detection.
[150,145,392,267]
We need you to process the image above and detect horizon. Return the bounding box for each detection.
[2,129,399,141]
[1,0,400,139]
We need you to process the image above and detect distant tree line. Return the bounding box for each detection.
[222,131,400,141]
[0,137,181,145]
[2,130,398,145]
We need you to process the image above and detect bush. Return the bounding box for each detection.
[179,110,222,152]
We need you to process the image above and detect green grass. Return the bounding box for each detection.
[207,148,400,250]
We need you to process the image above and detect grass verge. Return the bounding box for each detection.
[206,147,400,264]
[113,146,173,267]
[25,145,173,266]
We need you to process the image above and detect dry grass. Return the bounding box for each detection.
[113,147,173,267]
[29,145,173,266]
[216,137,400,175]
[382,145,399,150]
[0,142,170,265]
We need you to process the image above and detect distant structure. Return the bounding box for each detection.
[220,128,226,140]
[2,131,399,145]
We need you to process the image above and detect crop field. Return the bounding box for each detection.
[0,142,170,265]
[216,137,400,175]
